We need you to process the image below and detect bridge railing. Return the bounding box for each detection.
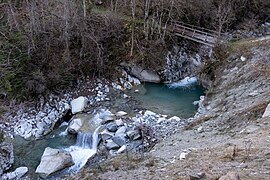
[167,20,228,46]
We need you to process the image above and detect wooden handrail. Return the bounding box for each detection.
[173,23,218,38]
[170,20,223,35]
[167,20,223,46]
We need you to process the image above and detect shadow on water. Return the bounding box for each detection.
[132,82,205,118]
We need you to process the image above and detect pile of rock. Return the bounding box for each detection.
[14,98,70,139]
[100,117,143,155]
[111,70,141,91]
[2,167,28,180]
[132,110,185,139]
[0,142,14,176]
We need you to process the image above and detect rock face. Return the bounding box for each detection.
[0,142,14,175]
[131,66,161,83]
[262,103,270,118]
[71,96,88,114]
[68,118,83,134]
[35,147,74,178]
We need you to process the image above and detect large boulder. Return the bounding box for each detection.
[70,96,88,114]
[35,147,74,178]
[131,66,161,83]
[68,118,83,134]
[0,142,14,175]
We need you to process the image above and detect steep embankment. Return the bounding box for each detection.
[72,38,270,179]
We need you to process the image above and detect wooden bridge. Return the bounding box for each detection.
[168,21,220,47]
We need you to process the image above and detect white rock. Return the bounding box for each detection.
[130,76,141,85]
[115,126,127,136]
[117,145,127,154]
[68,118,83,134]
[105,140,120,150]
[36,121,46,130]
[157,117,166,124]
[262,103,270,118]
[115,119,124,126]
[48,111,56,121]
[132,66,161,83]
[168,116,181,121]
[123,94,129,98]
[111,83,123,91]
[3,167,28,179]
[240,56,246,61]
[116,111,128,117]
[197,126,204,133]
[144,110,157,117]
[64,103,70,110]
[104,85,110,93]
[124,82,133,90]
[70,96,88,114]
[35,147,74,178]
[193,100,199,105]
[134,89,139,93]
[248,90,259,97]
[180,152,189,160]
[43,118,51,127]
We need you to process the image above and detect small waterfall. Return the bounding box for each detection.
[66,126,101,171]
[75,132,92,148]
[167,77,198,88]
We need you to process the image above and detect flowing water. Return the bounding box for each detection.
[66,126,101,171]
[12,125,76,177]
[133,80,204,118]
[11,80,204,178]
[12,112,103,178]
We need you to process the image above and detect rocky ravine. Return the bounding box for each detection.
[70,38,270,179]
[0,66,194,179]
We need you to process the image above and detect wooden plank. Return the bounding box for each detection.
[171,20,222,35]
[174,25,218,38]
[175,33,215,46]
[174,28,217,44]
[167,21,219,46]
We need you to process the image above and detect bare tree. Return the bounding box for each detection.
[143,0,151,40]
[130,0,135,56]
[215,0,235,36]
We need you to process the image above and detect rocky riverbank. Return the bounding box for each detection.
[1,65,203,179]
[69,37,270,179]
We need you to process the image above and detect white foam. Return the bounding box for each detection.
[59,128,68,136]
[66,126,100,171]
[68,147,96,170]
[167,77,197,88]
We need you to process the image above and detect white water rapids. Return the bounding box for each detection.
[65,126,101,171]
[167,77,198,88]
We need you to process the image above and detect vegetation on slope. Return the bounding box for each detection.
[0,0,269,99]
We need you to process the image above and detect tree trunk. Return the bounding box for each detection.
[130,0,135,57]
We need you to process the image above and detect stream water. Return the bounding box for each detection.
[12,124,76,178]
[11,79,204,178]
[133,80,204,118]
